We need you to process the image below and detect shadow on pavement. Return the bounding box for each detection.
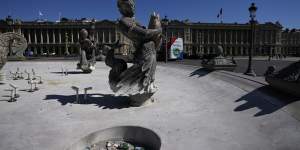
[44,93,131,109]
[51,71,90,75]
[189,68,212,78]
[234,86,300,117]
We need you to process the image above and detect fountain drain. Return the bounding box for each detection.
[66,126,161,150]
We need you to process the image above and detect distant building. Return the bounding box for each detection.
[0,16,299,58]
[161,18,284,58]
[282,29,300,56]
[0,16,132,57]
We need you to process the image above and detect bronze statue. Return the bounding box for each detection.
[105,0,162,105]
[77,29,96,73]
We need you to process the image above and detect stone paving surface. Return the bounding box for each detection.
[0,61,300,150]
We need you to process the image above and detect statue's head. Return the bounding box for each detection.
[117,0,135,17]
[80,29,88,40]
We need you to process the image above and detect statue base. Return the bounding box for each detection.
[129,93,155,107]
[202,56,237,71]
[265,61,300,97]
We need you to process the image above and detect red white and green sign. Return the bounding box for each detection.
[169,37,183,60]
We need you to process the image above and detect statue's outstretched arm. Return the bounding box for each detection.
[120,18,162,39]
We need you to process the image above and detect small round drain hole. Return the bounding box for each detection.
[67,126,161,150]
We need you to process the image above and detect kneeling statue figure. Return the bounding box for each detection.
[105,0,162,106]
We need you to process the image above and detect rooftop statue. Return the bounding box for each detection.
[0,32,27,70]
[77,29,96,73]
[105,0,162,106]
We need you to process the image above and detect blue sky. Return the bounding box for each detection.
[1,0,299,29]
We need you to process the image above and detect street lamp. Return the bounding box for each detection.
[244,3,257,77]
[165,27,168,63]
[91,20,96,41]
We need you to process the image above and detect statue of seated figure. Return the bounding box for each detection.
[77,29,96,73]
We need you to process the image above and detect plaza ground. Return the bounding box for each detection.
[0,61,300,150]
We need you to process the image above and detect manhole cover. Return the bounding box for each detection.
[67,126,161,150]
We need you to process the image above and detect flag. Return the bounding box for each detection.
[217,8,223,18]
[39,11,43,16]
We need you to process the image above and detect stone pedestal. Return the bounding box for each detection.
[202,56,237,71]
[129,93,155,106]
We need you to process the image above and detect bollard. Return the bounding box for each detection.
[33,81,39,91]
[28,79,34,92]
[71,86,80,104]
[7,89,16,102]
[12,73,18,80]
[83,87,93,104]
[36,76,43,84]
[9,84,19,98]
[16,68,23,79]
[24,70,31,80]
[32,69,36,80]
[19,72,24,79]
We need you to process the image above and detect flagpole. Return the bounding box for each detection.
[221,13,223,23]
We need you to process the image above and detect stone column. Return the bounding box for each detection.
[46,29,49,44]
[203,31,205,44]
[241,31,244,44]
[40,30,43,44]
[270,31,273,44]
[28,30,31,43]
[34,29,37,43]
[235,30,238,44]
[98,31,100,43]
[109,30,112,43]
[71,30,74,43]
[224,31,227,44]
[213,30,216,44]
[207,30,210,44]
[59,29,62,44]
[196,30,198,43]
[52,29,56,44]
[219,31,222,44]
[102,31,105,43]
[230,30,233,44]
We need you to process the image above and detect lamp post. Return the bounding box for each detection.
[91,19,96,42]
[244,3,257,77]
[165,27,168,63]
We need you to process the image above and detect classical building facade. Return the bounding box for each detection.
[0,16,299,57]
[0,16,132,57]
[282,29,300,56]
[161,18,284,58]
